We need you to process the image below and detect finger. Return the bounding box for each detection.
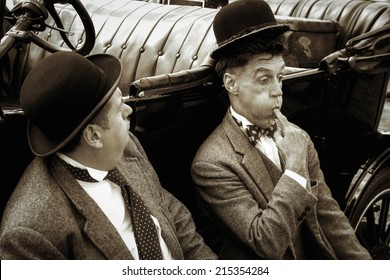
[273,108,289,129]
[273,128,284,143]
[274,119,285,138]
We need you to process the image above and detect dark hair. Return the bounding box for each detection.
[60,101,111,153]
[215,35,285,77]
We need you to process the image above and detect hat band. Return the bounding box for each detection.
[218,22,278,47]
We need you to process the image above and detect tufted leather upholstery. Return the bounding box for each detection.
[22,0,218,94]
[264,0,390,50]
[16,0,389,96]
[17,0,388,96]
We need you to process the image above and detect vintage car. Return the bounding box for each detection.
[0,0,389,259]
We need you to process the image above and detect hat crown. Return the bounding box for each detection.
[211,0,289,59]
[213,0,277,46]
[21,52,108,141]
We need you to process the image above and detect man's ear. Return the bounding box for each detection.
[82,124,103,149]
[223,72,238,95]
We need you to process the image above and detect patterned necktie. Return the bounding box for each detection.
[105,168,163,260]
[232,116,277,145]
[58,158,163,260]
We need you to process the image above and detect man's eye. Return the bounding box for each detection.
[259,78,269,84]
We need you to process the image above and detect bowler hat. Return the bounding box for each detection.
[211,0,289,59]
[20,52,122,156]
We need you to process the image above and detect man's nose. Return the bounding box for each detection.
[125,103,133,117]
[270,79,283,97]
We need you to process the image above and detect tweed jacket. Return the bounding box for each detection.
[0,133,216,260]
[191,111,371,260]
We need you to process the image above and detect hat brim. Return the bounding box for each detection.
[27,54,122,157]
[211,24,290,59]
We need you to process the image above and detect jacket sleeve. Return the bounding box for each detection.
[0,227,66,260]
[306,140,372,260]
[161,189,217,260]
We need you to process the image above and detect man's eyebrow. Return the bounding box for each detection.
[251,65,285,75]
[253,66,273,73]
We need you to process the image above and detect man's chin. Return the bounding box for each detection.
[261,117,276,128]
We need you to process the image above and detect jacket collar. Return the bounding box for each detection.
[49,155,134,260]
[49,152,184,260]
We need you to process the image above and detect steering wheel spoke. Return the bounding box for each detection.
[7,0,95,55]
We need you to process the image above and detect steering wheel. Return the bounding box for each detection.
[4,0,95,56]
[42,0,95,55]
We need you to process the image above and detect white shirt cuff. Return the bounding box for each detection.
[284,169,307,189]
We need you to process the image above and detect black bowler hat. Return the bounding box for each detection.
[20,52,122,156]
[211,0,289,59]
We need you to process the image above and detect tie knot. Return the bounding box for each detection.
[232,116,276,145]
[106,168,127,186]
[246,124,276,144]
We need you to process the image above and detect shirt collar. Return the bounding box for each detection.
[56,152,108,182]
[230,106,254,129]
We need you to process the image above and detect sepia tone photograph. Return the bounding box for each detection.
[0,0,389,267]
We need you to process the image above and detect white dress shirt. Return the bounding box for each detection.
[230,107,307,188]
[56,153,173,259]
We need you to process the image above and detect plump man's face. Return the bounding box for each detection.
[100,88,133,165]
[228,53,284,129]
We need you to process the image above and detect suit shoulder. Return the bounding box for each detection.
[193,124,231,161]
[1,158,72,229]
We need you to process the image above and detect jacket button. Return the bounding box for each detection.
[298,215,303,221]
[305,206,311,212]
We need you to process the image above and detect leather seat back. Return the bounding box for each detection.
[265,0,390,49]
[23,0,218,94]
[18,0,390,94]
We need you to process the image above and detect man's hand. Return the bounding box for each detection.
[273,109,308,177]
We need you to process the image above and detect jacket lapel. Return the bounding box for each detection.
[117,156,184,260]
[222,112,277,201]
[49,156,134,260]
